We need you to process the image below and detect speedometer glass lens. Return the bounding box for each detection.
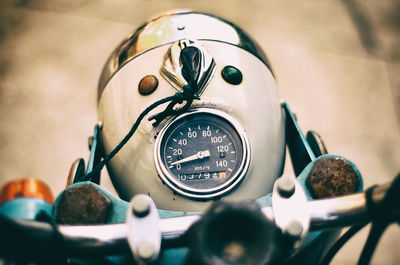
[155,109,250,199]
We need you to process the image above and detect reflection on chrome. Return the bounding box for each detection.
[98,11,270,100]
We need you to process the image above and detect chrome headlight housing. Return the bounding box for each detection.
[97,11,285,211]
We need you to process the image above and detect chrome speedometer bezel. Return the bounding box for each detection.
[154,108,251,200]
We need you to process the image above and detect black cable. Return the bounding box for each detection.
[319,223,367,265]
[84,46,203,181]
[320,173,400,265]
[85,93,182,181]
[357,172,400,265]
[357,222,387,265]
[364,185,378,219]
[318,185,377,265]
[36,211,69,265]
[0,213,68,264]
[0,213,131,259]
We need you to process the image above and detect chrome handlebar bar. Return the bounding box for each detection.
[8,182,388,254]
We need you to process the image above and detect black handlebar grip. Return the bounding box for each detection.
[186,201,287,265]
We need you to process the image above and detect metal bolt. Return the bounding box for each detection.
[307,157,360,199]
[277,177,295,198]
[137,241,155,260]
[132,195,151,217]
[285,220,304,238]
[56,183,111,224]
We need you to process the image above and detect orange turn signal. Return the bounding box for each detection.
[0,178,54,205]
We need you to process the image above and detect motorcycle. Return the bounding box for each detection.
[0,10,398,265]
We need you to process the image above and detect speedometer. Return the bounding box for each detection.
[154,108,250,199]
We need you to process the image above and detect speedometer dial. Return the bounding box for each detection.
[154,108,250,199]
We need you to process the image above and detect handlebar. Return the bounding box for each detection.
[1,181,390,255]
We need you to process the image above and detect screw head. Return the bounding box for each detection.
[132,195,151,217]
[277,177,295,198]
[286,220,304,238]
[56,183,110,224]
[137,241,155,260]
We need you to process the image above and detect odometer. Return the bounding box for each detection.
[154,108,250,199]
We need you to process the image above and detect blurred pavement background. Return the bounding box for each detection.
[0,0,399,264]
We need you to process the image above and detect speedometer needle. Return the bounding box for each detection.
[171,150,211,165]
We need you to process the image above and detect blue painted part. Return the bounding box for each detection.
[0,198,52,220]
[158,209,200,219]
[54,182,199,223]
[256,154,363,261]
[84,124,103,184]
[285,103,316,159]
[160,248,189,265]
[283,103,317,176]
[53,181,130,223]
[256,154,363,206]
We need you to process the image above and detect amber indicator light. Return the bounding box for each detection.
[0,178,54,205]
